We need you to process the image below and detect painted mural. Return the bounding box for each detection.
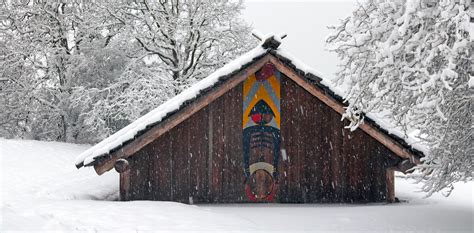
[242,63,281,202]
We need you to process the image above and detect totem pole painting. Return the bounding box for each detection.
[243,63,281,202]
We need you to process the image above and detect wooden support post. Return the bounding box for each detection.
[115,159,131,201]
[386,168,395,203]
[119,171,131,201]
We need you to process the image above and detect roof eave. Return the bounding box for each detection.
[87,52,275,175]
[78,49,423,175]
[268,51,424,163]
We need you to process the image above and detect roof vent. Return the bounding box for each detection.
[252,30,287,50]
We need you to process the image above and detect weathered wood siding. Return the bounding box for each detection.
[124,73,393,203]
[279,77,389,203]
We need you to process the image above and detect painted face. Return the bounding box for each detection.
[249,100,275,125]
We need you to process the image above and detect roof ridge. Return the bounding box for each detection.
[75,38,427,172]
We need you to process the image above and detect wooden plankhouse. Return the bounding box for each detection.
[76,35,424,204]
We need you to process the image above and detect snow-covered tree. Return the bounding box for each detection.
[0,0,133,141]
[69,53,176,143]
[1,0,255,143]
[0,0,88,141]
[69,0,255,142]
[327,0,473,196]
[102,0,255,91]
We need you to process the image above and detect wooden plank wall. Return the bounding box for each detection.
[127,83,244,203]
[280,76,388,203]
[126,74,391,203]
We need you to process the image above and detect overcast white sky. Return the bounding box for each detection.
[243,0,357,80]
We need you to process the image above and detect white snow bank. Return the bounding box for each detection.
[1,139,118,202]
[2,139,472,232]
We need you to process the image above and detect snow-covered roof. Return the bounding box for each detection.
[75,41,267,168]
[76,34,426,169]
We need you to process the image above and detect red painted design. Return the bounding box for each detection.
[266,182,278,202]
[250,113,274,125]
[245,184,257,201]
[245,180,277,202]
[256,63,276,81]
[251,114,263,124]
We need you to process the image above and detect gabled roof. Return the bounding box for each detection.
[76,34,425,174]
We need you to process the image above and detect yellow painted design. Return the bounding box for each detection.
[267,75,281,99]
[243,73,257,98]
[242,84,280,128]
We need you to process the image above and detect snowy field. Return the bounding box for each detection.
[1,139,472,232]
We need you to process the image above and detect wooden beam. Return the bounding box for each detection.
[386,168,395,203]
[93,54,273,175]
[269,56,419,163]
[114,159,130,173]
[269,56,345,114]
[359,124,419,163]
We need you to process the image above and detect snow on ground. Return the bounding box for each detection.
[1,139,473,232]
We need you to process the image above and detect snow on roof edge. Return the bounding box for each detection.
[75,45,268,167]
[76,36,427,168]
[273,49,428,156]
